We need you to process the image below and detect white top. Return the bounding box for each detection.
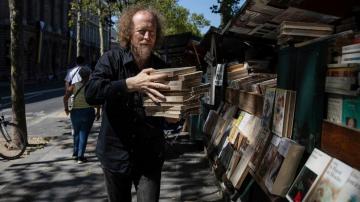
[64,66,82,85]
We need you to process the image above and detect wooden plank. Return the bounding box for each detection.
[321,120,360,170]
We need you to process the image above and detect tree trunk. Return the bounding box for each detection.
[8,0,28,144]
[98,0,105,55]
[76,0,82,57]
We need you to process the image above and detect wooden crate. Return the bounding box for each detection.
[321,120,360,170]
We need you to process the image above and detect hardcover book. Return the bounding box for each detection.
[261,88,276,128]
[263,138,305,196]
[249,127,272,171]
[341,96,360,129]
[272,89,296,138]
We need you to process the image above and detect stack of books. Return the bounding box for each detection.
[278,21,333,45]
[144,66,209,119]
[325,63,360,95]
[341,43,360,64]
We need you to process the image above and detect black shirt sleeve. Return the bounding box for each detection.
[85,50,128,105]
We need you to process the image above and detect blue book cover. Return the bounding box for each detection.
[342,96,360,129]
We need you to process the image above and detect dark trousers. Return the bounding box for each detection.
[101,127,165,202]
[102,163,163,202]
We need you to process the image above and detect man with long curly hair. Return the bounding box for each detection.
[85,4,170,202]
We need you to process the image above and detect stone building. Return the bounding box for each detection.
[0,0,109,82]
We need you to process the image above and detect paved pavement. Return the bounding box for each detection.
[0,115,224,201]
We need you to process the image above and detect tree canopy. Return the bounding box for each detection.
[210,0,243,28]
[123,0,209,36]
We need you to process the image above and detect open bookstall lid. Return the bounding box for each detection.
[221,0,358,41]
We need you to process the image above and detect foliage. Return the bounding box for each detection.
[132,0,210,36]
[210,0,243,28]
[68,0,125,28]
[68,0,210,37]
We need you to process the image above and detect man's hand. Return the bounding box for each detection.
[126,68,170,103]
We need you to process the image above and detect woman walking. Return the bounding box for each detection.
[64,67,100,163]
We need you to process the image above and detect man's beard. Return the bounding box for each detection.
[131,44,153,68]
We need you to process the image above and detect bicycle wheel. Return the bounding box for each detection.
[0,122,26,160]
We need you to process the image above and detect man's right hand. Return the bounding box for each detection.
[126,68,170,103]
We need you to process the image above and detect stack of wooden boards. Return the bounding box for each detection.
[144,66,210,119]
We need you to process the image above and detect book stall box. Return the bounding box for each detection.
[197,1,360,201]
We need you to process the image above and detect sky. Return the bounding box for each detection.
[177,0,221,34]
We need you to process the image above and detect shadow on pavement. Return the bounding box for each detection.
[0,120,223,202]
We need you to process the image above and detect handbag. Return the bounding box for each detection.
[67,67,81,111]
[68,84,85,111]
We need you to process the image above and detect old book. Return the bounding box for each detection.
[263,138,305,196]
[285,91,296,139]
[272,89,296,138]
[341,53,360,64]
[248,128,272,171]
[326,76,358,91]
[280,21,334,31]
[335,169,360,202]
[257,135,282,179]
[327,63,360,69]
[227,63,245,72]
[342,96,360,129]
[286,148,332,202]
[342,43,360,54]
[203,110,220,136]
[261,88,276,128]
[229,143,254,189]
[191,83,210,92]
[144,95,197,103]
[218,139,235,169]
[280,28,332,38]
[326,95,343,124]
[162,78,202,91]
[306,159,353,202]
[228,113,245,145]
[152,66,196,77]
[327,66,360,77]
[226,150,242,180]
[143,99,199,107]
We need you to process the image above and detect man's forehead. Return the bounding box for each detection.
[133,10,155,22]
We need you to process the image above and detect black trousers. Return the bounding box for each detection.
[102,136,165,202]
[103,166,162,202]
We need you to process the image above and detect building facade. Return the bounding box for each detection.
[0,0,109,82]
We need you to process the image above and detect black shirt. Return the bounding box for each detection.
[85,47,166,173]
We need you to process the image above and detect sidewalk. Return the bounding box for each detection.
[0,120,224,202]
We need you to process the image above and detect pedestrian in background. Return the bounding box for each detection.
[64,67,100,163]
[64,56,86,91]
[85,4,170,202]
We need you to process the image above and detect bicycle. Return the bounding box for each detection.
[0,114,27,160]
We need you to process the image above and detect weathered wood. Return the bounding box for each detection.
[321,120,360,170]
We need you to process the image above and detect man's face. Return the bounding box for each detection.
[131,11,157,62]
